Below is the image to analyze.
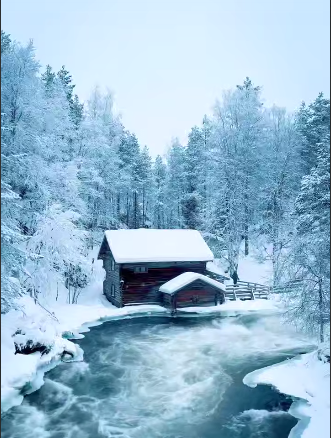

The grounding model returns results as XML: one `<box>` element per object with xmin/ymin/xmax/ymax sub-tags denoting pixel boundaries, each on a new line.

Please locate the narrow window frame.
<box><xmin>134</xmin><ymin>266</ymin><xmax>148</xmax><ymax>274</ymax></box>
<box><xmin>111</xmin><ymin>284</ymin><xmax>115</xmax><ymax>297</ymax></box>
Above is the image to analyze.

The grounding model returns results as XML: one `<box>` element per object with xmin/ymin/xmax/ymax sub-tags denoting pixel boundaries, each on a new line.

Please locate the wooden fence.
<box><xmin>225</xmin><ymin>280</ymin><xmax>270</xmax><ymax>301</ymax></box>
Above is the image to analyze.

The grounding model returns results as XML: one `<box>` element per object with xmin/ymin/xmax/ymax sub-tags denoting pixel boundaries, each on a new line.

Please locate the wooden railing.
<box><xmin>224</xmin><ymin>279</ymin><xmax>307</xmax><ymax>301</ymax></box>
<box><xmin>225</xmin><ymin>280</ymin><xmax>270</xmax><ymax>301</ymax></box>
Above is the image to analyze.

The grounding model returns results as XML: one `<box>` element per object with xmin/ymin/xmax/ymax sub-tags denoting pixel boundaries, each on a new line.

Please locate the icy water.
<box><xmin>2</xmin><ymin>314</ymin><xmax>314</xmax><ymax>438</ymax></box>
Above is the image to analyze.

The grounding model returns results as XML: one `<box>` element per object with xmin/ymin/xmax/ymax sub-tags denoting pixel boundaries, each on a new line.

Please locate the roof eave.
<box><xmin>114</xmin><ymin>258</ymin><xmax>213</xmax><ymax>264</ymax></box>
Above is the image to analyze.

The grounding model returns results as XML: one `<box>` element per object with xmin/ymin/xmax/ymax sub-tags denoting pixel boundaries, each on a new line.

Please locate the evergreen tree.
<box><xmin>165</xmin><ymin>138</ymin><xmax>186</xmax><ymax>227</ymax></box>
<box><xmin>296</xmin><ymin>93</ymin><xmax>330</xmax><ymax>175</ymax></box>
<box><xmin>57</xmin><ymin>65</ymin><xmax>84</xmax><ymax>126</ymax></box>
<box><xmin>137</xmin><ymin>145</ymin><xmax>153</xmax><ymax>228</ymax></box>
<box><xmin>259</xmin><ymin>106</ymin><xmax>301</xmax><ymax>285</ymax></box>
<box><xmin>288</xmin><ymin>134</ymin><xmax>330</xmax><ymax>342</ymax></box>
<box><xmin>41</xmin><ymin>64</ymin><xmax>56</xmax><ymax>94</ymax></box>
<box><xmin>1</xmin><ymin>30</ymin><xmax>11</xmax><ymax>53</ymax></box>
<box><xmin>153</xmin><ymin>155</ymin><xmax>167</xmax><ymax>228</ymax></box>
<box><xmin>181</xmin><ymin>126</ymin><xmax>206</xmax><ymax>229</ymax></box>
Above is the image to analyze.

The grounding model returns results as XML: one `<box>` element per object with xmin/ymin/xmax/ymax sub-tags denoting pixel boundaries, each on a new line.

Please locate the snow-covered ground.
<box><xmin>214</xmin><ymin>241</ymin><xmax>274</xmax><ymax>286</ymax></box>
<box><xmin>244</xmin><ymin>350</ymin><xmax>330</xmax><ymax>438</ymax></box>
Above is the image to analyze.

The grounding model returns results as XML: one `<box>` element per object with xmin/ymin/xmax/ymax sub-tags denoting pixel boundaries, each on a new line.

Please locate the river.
<box><xmin>1</xmin><ymin>313</ymin><xmax>314</xmax><ymax>438</ymax></box>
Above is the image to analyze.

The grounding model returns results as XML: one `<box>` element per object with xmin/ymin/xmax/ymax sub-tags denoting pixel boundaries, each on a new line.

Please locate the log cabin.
<box><xmin>97</xmin><ymin>229</ymin><xmax>229</xmax><ymax>308</ymax></box>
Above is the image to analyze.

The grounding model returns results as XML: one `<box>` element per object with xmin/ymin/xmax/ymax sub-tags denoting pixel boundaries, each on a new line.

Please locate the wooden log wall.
<box><xmin>161</xmin><ymin>280</ymin><xmax>225</xmax><ymax>311</ymax></box>
<box><xmin>121</xmin><ymin>263</ymin><xmax>206</xmax><ymax>306</ymax></box>
<box><xmin>103</xmin><ymin>254</ymin><xmax>122</xmax><ymax>307</ymax></box>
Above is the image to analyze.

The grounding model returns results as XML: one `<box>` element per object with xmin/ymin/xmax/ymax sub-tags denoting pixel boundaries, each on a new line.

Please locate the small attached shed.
<box><xmin>159</xmin><ymin>272</ymin><xmax>226</xmax><ymax>312</ymax></box>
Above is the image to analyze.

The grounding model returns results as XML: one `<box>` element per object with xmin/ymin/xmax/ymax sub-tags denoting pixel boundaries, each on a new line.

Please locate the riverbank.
<box><xmin>244</xmin><ymin>349</ymin><xmax>330</xmax><ymax>438</ymax></box>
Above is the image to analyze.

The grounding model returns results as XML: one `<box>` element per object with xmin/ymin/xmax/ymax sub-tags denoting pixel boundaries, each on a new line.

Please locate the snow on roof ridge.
<box><xmin>159</xmin><ymin>272</ymin><xmax>226</xmax><ymax>294</ymax></box>
<box><xmin>103</xmin><ymin>229</ymin><xmax>214</xmax><ymax>263</ymax></box>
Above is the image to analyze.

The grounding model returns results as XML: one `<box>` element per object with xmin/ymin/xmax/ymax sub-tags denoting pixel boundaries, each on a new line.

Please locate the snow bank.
<box><xmin>1</xmin><ymin>303</ymin><xmax>83</xmax><ymax>413</ymax></box>
<box><xmin>243</xmin><ymin>352</ymin><xmax>330</xmax><ymax>438</ymax></box>
<box><xmin>103</xmin><ymin>229</ymin><xmax>214</xmax><ymax>263</ymax></box>
<box><xmin>178</xmin><ymin>298</ymin><xmax>280</xmax><ymax>315</ymax></box>
<box><xmin>159</xmin><ymin>272</ymin><xmax>226</xmax><ymax>294</ymax></box>
<box><xmin>236</xmin><ymin>243</ymin><xmax>273</xmax><ymax>285</ymax></box>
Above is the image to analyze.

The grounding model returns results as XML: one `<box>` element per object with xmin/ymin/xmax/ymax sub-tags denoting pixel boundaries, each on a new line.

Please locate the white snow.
<box><xmin>1</xmin><ymin>303</ymin><xmax>84</xmax><ymax>413</ymax></box>
<box><xmin>243</xmin><ymin>351</ymin><xmax>330</xmax><ymax>438</ymax></box>
<box><xmin>102</xmin><ymin>229</ymin><xmax>214</xmax><ymax>263</ymax></box>
<box><xmin>178</xmin><ymin>298</ymin><xmax>280</xmax><ymax>315</ymax></box>
<box><xmin>159</xmin><ymin>272</ymin><xmax>227</xmax><ymax>294</ymax></box>
<box><xmin>206</xmin><ymin>261</ymin><xmax>230</xmax><ymax>279</ymax></box>
<box><xmin>237</xmin><ymin>253</ymin><xmax>273</xmax><ymax>285</ymax></box>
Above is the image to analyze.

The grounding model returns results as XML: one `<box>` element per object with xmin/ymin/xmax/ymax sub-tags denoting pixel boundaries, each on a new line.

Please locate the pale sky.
<box><xmin>2</xmin><ymin>0</ymin><xmax>330</xmax><ymax>156</ymax></box>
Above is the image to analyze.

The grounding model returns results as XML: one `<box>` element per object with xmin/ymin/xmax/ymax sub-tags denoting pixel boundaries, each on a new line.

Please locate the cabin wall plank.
<box><xmin>103</xmin><ymin>255</ymin><xmax>121</xmax><ymax>306</ymax></box>
<box><xmin>121</xmin><ymin>264</ymin><xmax>206</xmax><ymax>305</ymax></box>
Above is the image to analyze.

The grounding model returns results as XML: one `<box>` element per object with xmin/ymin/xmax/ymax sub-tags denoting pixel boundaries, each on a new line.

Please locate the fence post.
<box><xmin>251</xmin><ymin>289</ymin><xmax>255</xmax><ymax>300</ymax></box>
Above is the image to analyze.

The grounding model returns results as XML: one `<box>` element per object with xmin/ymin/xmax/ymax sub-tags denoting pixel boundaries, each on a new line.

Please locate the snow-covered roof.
<box><xmin>100</xmin><ymin>229</ymin><xmax>214</xmax><ymax>264</ymax></box>
<box><xmin>206</xmin><ymin>261</ymin><xmax>230</xmax><ymax>279</ymax></box>
<box><xmin>159</xmin><ymin>272</ymin><xmax>226</xmax><ymax>295</ymax></box>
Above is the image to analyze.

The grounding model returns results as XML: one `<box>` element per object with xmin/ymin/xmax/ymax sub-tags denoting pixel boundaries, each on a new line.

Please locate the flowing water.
<box><xmin>2</xmin><ymin>314</ymin><xmax>314</xmax><ymax>438</ymax></box>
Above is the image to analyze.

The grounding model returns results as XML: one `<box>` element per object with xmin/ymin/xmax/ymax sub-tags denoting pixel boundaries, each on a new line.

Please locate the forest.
<box><xmin>1</xmin><ymin>30</ymin><xmax>330</xmax><ymax>341</ymax></box>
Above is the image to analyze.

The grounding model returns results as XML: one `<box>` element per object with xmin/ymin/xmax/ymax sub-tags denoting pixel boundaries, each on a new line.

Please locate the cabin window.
<box><xmin>134</xmin><ymin>266</ymin><xmax>148</xmax><ymax>273</ymax></box>
<box><xmin>111</xmin><ymin>284</ymin><xmax>115</xmax><ymax>297</ymax></box>
<box><xmin>110</xmin><ymin>258</ymin><xmax>115</xmax><ymax>271</ymax></box>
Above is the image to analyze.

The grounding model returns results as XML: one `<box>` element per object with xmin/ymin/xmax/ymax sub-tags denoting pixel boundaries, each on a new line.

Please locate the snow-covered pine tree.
<box><xmin>79</xmin><ymin>87</ymin><xmax>122</xmax><ymax>234</ymax></box>
<box><xmin>296</xmin><ymin>93</ymin><xmax>330</xmax><ymax>175</ymax></box>
<box><xmin>165</xmin><ymin>138</ymin><xmax>186</xmax><ymax>228</ymax></box>
<box><xmin>117</xmin><ymin>131</ymin><xmax>142</xmax><ymax>228</ymax></box>
<box><xmin>153</xmin><ymin>155</ymin><xmax>167</xmax><ymax>229</ymax></box>
<box><xmin>181</xmin><ymin>126</ymin><xmax>206</xmax><ymax>230</ymax></box>
<box><xmin>136</xmin><ymin>145</ymin><xmax>154</xmax><ymax>228</ymax></box>
<box><xmin>259</xmin><ymin>106</ymin><xmax>301</xmax><ymax>285</ymax></box>
<box><xmin>287</xmin><ymin>133</ymin><xmax>330</xmax><ymax>342</ymax></box>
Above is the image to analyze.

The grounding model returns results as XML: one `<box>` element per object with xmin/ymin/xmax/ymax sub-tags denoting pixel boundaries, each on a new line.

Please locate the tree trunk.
<box><xmin>133</xmin><ymin>190</ymin><xmax>138</xmax><ymax>229</ymax></box>
<box><xmin>142</xmin><ymin>187</ymin><xmax>145</xmax><ymax>226</ymax></box>
<box><xmin>117</xmin><ymin>193</ymin><xmax>121</xmax><ymax>220</ymax></box>
<box><xmin>244</xmin><ymin>183</ymin><xmax>249</xmax><ymax>256</ymax></box>
<box><xmin>244</xmin><ymin>224</ymin><xmax>249</xmax><ymax>256</ymax></box>
<box><xmin>318</xmin><ymin>278</ymin><xmax>325</xmax><ymax>343</ymax></box>
<box><xmin>126</xmin><ymin>192</ymin><xmax>130</xmax><ymax>226</ymax></box>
